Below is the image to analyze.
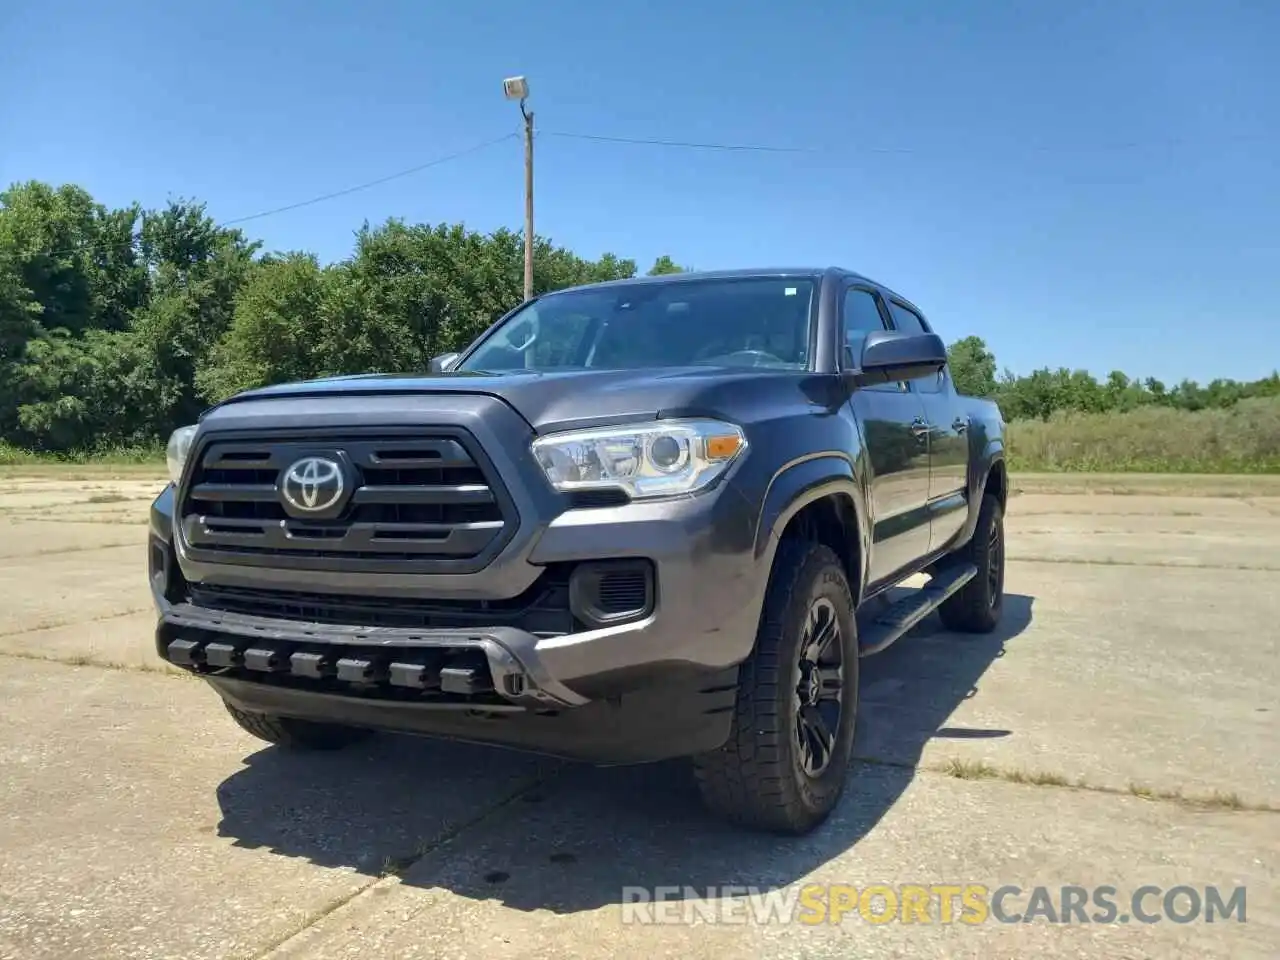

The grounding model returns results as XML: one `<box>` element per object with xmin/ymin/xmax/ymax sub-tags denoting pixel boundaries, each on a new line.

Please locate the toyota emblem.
<box><xmin>281</xmin><ymin>457</ymin><xmax>345</xmax><ymax>512</ymax></box>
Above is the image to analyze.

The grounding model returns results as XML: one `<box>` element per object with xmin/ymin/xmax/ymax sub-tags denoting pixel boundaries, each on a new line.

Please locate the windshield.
<box><xmin>455</xmin><ymin>276</ymin><xmax>816</xmax><ymax>373</ymax></box>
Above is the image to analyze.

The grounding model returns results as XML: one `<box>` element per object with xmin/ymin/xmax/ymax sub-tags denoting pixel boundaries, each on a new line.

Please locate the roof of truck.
<box><xmin>549</xmin><ymin>267</ymin><xmax>923</xmax><ymax>318</ymax></box>
<box><xmin>555</xmin><ymin>267</ymin><xmax>831</xmax><ymax>293</ymax></box>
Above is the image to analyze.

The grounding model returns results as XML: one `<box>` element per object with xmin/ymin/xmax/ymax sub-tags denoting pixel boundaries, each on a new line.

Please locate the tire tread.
<box><xmin>693</xmin><ymin>538</ymin><xmax>856</xmax><ymax>834</ymax></box>
<box><xmin>937</xmin><ymin>493</ymin><xmax>1004</xmax><ymax>634</ymax></box>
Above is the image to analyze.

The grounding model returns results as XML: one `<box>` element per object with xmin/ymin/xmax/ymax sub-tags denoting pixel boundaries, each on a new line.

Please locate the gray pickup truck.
<box><xmin>149</xmin><ymin>267</ymin><xmax>1007</xmax><ymax>835</ymax></box>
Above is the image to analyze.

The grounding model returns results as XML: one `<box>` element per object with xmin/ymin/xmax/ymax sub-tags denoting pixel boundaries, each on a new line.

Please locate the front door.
<box><xmin>841</xmin><ymin>286</ymin><xmax>932</xmax><ymax>586</ymax></box>
<box><xmin>884</xmin><ymin>299</ymin><xmax>970</xmax><ymax>551</ymax></box>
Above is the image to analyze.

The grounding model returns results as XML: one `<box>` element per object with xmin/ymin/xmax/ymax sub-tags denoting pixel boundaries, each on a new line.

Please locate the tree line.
<box><xmin>946</xmin><ymin>337</ymin><xmax>1279</xmax><ymax>422</ymax></box>
<box><xmin>2</xmin><ymin>180</ymin><xmax>1276</xmax><ymax>455</ymax></box>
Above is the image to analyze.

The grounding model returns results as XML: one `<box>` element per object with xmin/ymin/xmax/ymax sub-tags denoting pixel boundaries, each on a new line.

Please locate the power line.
<box><xmin>544</xmin><ymin>130</ymin><xmax>822</xmax><ymax>153</ymax></box>
<box><xmin>547</xmin><ymin>128</ymin><xmax>1272</xmax><ymax>156</ymax></box>
<box><xmin>30</xmin><ymin>132</ymin><xmax>518</xmax><ymax>260</ymax></box>
<box><xmin>18</xmin><ymin>124</ymin><xmax>1273</xmax><ymax>263</ymax></box>
<box><xmin>221</xmin><ymin>132</ymin><xmax>517</xmax><ymax>226</ymax></box>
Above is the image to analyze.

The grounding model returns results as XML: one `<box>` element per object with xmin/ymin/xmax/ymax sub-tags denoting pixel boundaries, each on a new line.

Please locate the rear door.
<box><xmin>883</xmin><ymin>298</ymin><xmax>970</xmax><ymax>552</ymax></box>
<box><xmin>841</xmin><ymin>285</ymin><xmax>932</xmax><ymax>585</ymax></box>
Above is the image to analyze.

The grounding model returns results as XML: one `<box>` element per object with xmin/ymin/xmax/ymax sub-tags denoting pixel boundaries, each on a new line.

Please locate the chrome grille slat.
<box><xmin>351</xmin><ymin>484</ymin><xmax>495</xmax><ymax>506</ymax></box>
<box><xmin>191</xmin><ymin>483</ymin><xmax>279</xmax><ymax>502</ymax></box>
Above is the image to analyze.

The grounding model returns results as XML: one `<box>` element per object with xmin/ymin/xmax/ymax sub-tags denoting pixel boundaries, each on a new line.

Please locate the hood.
<box><xmin>210</xmin><ymin>367</ymin><xmax>801</xmax><ymax>434</ymax></box>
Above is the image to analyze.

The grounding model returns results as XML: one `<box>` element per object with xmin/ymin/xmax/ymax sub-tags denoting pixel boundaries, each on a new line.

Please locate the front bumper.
<box><xmin>149</xmin><ymin>439</ymin><xmax>766</xmax><ymax>762</ymax></box>
<box><xmin>156</xmin><ymin>598</ymin><xmax>741</xmax><ymax>763</ymax></box>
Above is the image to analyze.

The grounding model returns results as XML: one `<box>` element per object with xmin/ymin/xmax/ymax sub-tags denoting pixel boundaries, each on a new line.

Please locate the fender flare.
<box><xmin>957</xmin><ymin>446</ymin><xmax>1007</xmax><ymax>544</ymax></box>
<box><xmin>751</xmin><ymin>452</ymin><xmax>871</xmax><ymax>603</ymax></box>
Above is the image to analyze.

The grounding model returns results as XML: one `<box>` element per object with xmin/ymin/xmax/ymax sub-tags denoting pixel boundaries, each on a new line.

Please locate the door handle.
<box><xmin>910</xmin><ymin>418</ymin><xmax>930</xmax><ymax>440</ymax></box>
<box><xmin>952</xmin><ymin>416</ymin><xmax>969</xmax><ymax>433</ymax></box>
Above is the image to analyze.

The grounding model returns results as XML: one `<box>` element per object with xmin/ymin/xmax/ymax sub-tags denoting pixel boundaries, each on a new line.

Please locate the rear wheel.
<box><xmin>222</xmin><ymin>700</ymin><xmax>374</xmax><ymax>751</ymax></box>
<box><xmin>936</xmin><ymin>492</ymin><xmax>1005</xmax><ymax>633</ymax></box>
<box><xmin>693</xmin><ymin>539</ymin><xmax>859</xmax><ymax>834</ymax></box>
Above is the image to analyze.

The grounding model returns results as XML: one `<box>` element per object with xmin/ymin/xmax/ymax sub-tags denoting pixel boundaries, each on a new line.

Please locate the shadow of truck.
<box><xmin>215</xmin><ymin>594</ymin><xmax>1034</xmax><ymax>914</ymax></box>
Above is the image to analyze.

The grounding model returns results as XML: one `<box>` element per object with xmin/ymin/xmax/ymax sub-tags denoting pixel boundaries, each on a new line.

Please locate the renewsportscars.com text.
<box><xmin>620</xmin><ymin>884</ymin><xmax>1247</xmax><ymax>926</ymax></box>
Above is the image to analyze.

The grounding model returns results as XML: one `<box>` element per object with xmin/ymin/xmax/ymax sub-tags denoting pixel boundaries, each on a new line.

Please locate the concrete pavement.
<box><xmin>0</xmin><ymin>474</ymin><xmax>1275</xmax><ymax>958</ymax></box>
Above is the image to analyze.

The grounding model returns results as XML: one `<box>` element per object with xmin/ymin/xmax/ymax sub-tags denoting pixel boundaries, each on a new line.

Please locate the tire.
<box><xmin>936</xmin><ymin>492</ymin><xmax>1005</xmax><ymax>634</ymax></box>
<box><xmin>222</xmin><ymin>700</ymin><xmax>374</xmax><ymax>751</ymax></box>
<box><xmin>692</xmin><ymin>539</ymin><xmax>859</xmax><ymax>835</ymax></box>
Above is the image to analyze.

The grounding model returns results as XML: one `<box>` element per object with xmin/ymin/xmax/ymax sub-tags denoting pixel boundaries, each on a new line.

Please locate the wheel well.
<box><xmin>985</xmin><ymin>460</ymin><xmax>1008</xmax><ymax>509</ymax></box>
<box><xmin>779</xmin><ymin>494</ymin><xmax>861</xmax><ymax>596</ymax></box>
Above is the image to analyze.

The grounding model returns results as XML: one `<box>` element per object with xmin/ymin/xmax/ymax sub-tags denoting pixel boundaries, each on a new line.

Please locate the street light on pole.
<box><xmin>503</xmin><ymin>75</ymin><xmax>534</xmax><ymax>302</ymax></box>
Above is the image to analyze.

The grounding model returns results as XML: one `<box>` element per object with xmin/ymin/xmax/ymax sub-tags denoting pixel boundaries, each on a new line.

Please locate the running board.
<box><xmin>858</xmin><ymin>562</ymin><xmax>978</xmax><ymax>656</ymax></box>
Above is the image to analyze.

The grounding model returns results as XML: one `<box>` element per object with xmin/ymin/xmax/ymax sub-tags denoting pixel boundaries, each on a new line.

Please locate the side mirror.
<box><xmin>429</xmin><ymin>352</ymin><xmax>460</xmax><ymax>374</ymax></box>
<box><xmin>847</xmin><ymin>330</ymin><xmax>947</xmax><ymax>386</ymax></box>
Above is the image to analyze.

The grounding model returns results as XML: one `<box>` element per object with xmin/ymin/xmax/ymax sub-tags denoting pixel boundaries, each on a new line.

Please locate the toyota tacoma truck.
<box><xmin>149</xmin><ymin>267</ymin><xmax>1007</xmax><ymax>835</ymax></box>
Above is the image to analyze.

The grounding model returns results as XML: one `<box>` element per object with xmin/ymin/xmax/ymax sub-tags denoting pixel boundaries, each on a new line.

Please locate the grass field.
<box><xmin>1005</xmin><ymin>397</ymin><xmax>1280</xmax><ymax>473</ymax></box>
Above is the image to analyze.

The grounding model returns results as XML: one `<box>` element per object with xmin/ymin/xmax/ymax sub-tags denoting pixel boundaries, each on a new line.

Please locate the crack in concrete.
<box><xmin>248</xmin><ymin>770</ymin><xmax>562</xmax><ymax>960</ymax></box>
<box><xmin>853</xmin><ymin>755</ymin><xmax>1277</xmax><ymax>813</ymax></box>
<box><xmin>0</xmin><ymin>516</ymin><xmax>148</xmax><ymax>525</ymax></box>
<box><xmin>1</xmin><ymin>541</ymin><xmax>143</xmax><ymax>558</ymax></box>
<box><xmin>0</xmin><ymin>606</ymin><xmax>150</xmax><ymax>640</ymax></box>
<box><xmin>1009</xmin><ymin>555</ymin><xmax>1280</xmax><ymax>571</ymax></box>
<box><xmin>0</xmin><ymin>649</ymin><xmax>188</xmax><ymax>678</ymax></box>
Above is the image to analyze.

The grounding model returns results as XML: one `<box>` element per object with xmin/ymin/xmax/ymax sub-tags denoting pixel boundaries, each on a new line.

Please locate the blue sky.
<box><xmin>2</xmin><ymin>0</ymin><xmax>1275</xmax><ymax>384</ymax></box>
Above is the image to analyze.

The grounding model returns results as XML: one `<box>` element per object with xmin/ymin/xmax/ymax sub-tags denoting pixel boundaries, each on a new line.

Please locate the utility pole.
<box><xmin>504</xmin><ymin>76</ymin><xmax>534</xmax><ymax>302</ymax></box>
<box><xmin>522</xmin><ymin>97</ymin><xmax>534</xmax><ymax>303</ymax></box>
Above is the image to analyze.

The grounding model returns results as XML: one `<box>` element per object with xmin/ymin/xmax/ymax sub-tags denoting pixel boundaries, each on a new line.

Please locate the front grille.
<box><xmin>187</xmin><ymin>565</ymin><xmax>575</xmax><ymax>637</ymax></box>
<box><xmin>183</xmin><ymin>559</ymin><xmax>652</xmax><ymax>638</ymax></box>
<box><xmin>179</xmin><ymin>431</ymin><xmax>515</xmax><ymax>572</ymax></box>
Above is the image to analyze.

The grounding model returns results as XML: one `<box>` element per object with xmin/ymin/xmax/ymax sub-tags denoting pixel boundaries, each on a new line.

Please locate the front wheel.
<box><xmin>692</xmin><ymin>539</ymin><xmax>859</xmax><ymax>835</ymax></box>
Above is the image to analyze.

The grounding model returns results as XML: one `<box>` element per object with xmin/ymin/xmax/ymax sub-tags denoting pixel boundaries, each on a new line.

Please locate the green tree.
<box><xmin>0</xmin><ymin>181</ymin><xmax>146</xmax><ymax>336</ymax></box>
<box><xmin>947</xmin><ymin>336</ymin><xmax>997</xmax><ymax>397</ymax></box>
<box><xmin>0</xmin><ymin>254</ymin><xmax>42</xmax><ymax>437</ymax></box>
<box><xmin>0</xmin><ymin>187</ymin><xmax>260</xmax><ymax>450</ymax></box>
<box><xmin>5</xmin><ymin>177</ymin><xmax>1279</xmax><ymax>454</ymax></box>
<box><xmin>647</xmin><ymin>255</ymin><xmax>687</xmax><ymax>275</ymax></box>
<box><xmin>198</xmin><ymin>221</ymin><xmax>637</xmax><ymax>399</ymax></box>
<box><xmin>9</xmin><ymin>329</ymin><xmax>160</xmax><ymax>451</ymax></box>
<box><xmin>197</xmin><ymin>253</ymin><xmax>327</xmax><ymax>401</ymax></box>
<box><xmin>131</xmin><ymin>200</ymin><xmax>260</xmax><ymax>425</ymax></box>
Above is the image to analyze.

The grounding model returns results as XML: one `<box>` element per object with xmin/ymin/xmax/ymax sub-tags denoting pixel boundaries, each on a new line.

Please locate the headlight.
<box><xmin>165</xmin><ymin>425</ymin><xmax>198</xmax><ymax>486</ymax></box>
<box><xmin>531</xmin><ymin>418</ymin><xmax>747</xmax><ymax>500</ymax></box>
